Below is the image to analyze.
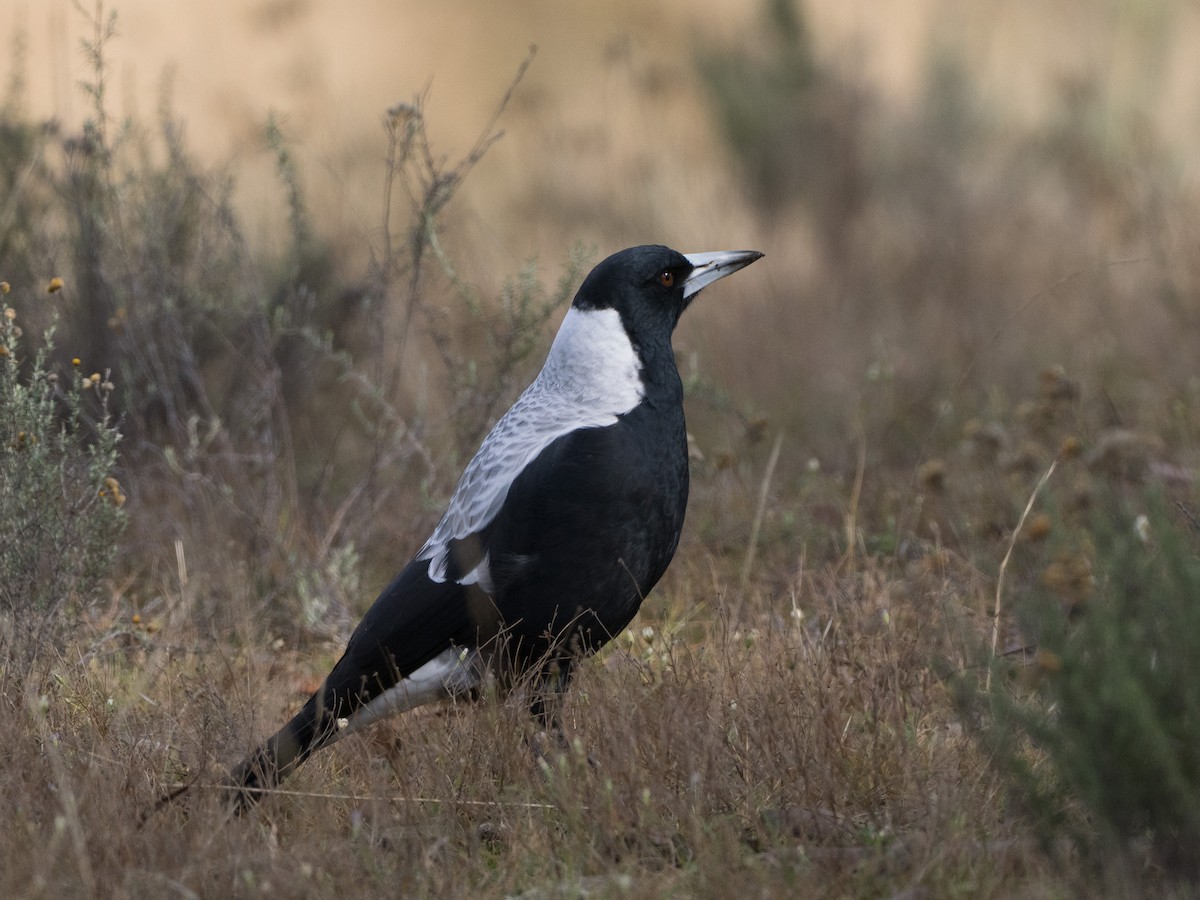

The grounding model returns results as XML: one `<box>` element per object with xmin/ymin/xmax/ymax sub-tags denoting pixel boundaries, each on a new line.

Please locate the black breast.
<box><xmin>483</xmin><ymin>391</ymin><xmax>689</xmax><ymax>662</ymax></box>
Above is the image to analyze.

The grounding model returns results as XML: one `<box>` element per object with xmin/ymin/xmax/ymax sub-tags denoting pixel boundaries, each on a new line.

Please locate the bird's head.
<box><xmin>572</xmin><ymin>244</ymin><xmax>763</xmax><ymax>350</ymax></box>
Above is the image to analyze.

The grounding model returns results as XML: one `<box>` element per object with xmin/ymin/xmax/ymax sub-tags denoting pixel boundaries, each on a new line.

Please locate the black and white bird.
<box><xmin>221</xmin><ymin>244</ymin><xmax>762</xmax><ymax>809</ymax></box>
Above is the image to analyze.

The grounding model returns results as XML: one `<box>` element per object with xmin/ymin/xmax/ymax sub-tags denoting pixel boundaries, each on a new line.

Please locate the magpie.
<box><xmin>218</xmin><ymin>244</ymin><xmax>762</xmax><ymax>810</ymax></box>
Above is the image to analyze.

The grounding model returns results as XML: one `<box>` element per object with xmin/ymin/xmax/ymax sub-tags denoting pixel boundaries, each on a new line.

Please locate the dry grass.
<box><xmin>5</xmin><ymin>553</ymin><xmax>1042</xmax><ymax>899</ymax></box>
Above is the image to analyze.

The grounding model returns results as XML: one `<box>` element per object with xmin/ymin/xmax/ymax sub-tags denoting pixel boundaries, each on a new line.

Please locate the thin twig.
<box><xmin>1176</xmin><ymin>500</ymin><xmax>1200</xmax><ymax>536</ymax></box>
<box><xmin>155</xmin><ymin>783</ymin><xmax>571</xmax><ymax>811</ymax></box>
<box><xmin>394</xmin><ymin>45</ymin><xmax>538</xmax><ymax>386</ymax></box>
<box><xmin>739</xmin><ymin>433</ymin><xmax>785</xmax><ymax>595</ymax></box>
<box><xmin>842</xmin><ymin>428</ymin><xmax>867</xmax><ymax>574</ymax></box>
<box><xmin>987</xmin><ymin>458</ymin><xmax>1058</xmax><ymax>692</ymax></box>
<box><xmin>463</xmin><ymin>44</ymin><xmax>537</xmax><ymax>168</ymax></box>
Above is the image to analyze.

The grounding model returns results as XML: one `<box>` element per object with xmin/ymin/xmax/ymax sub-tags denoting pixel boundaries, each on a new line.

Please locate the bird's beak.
<box><xmin>682</xmin><ymin>250</ymin><xmax>764</xmax><ymax>299</ymax></box>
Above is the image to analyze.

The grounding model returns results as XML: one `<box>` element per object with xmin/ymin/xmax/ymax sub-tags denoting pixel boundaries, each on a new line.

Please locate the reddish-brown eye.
<box><xmin>659</xmin><ymin>271</ymin><xmax>674</xmax><ymax>287</ymax></box>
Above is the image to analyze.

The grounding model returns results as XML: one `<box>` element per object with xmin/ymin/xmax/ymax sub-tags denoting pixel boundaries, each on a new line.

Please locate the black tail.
<box><xmin>142</xmin><ymin>703</ymin><xmax>324</xmax><ymax>821</ymax></box>
<box><xmin>223</xmin><ymin>562</ymin><xmax>480</xmax><ymax>812</ymax></box>
<box><xmin>147</xmin><ymin>560</ymin><xmax>475</xmax><ymax>818</ymax></box>
<box><xmin>223</xmin><ymin>694</ymin><xmax>331</xmax><ymax>813</ymax></box>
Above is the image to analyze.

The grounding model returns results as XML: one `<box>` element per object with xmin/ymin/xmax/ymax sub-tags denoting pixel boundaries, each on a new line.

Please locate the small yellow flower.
<box><xmin>47</xmin><ymin>277</ymin><xmax>64</xmax><ymax>294</ymax></box>
<box><xmin>131</xmin><ymin>613</ymin><xmax>142</xmax><ymax>625</ymax></box>
<box><xmin>0</xmin><ymin>345</ymin><xmax>8</xmax><ymax>357</ymax></box>
<box><xmin>89</xmin><ymin>372</ymin><xmax>101</xmax><ymax>383</ymax></box>
<box><xmin>103</xmin><ymin>476</ymin><xmax>126</xmax><ymax>507</ymax></box>
<box><xmin>0</xmin><ymin>282</ymin><xmax>9</xmax><ymax>295</ymax></box>
<box><xmin>71</xmin><ymin>357</ymin><xmax>81</xmax><ymax>367</ymax></box>
<box><xmin>3</xmin><ymin>307</ymin><xmax>14</xmax><ymax>320</ymax></box>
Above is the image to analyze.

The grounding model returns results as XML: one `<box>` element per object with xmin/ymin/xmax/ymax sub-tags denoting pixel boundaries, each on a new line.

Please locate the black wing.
<box><xmin>482</xmin><ymin>404</ymin><xmax>689</xmax><ymax>663</ymax></box>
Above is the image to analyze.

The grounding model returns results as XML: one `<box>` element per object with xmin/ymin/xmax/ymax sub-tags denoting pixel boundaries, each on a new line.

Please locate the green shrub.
<box><xmin>696</xmin><ymin>0</ymin><xmax>868</xmax><ymax>260</ymax></box>
<box><xmin>0</xmin><ymin>293</ymin><xmax>125</xmax><ymax>666</ymax></box>
<box><xmin>969</xmin><ymin>493</ymin><xmax>1200</xmax><ymax>882</ymax></box>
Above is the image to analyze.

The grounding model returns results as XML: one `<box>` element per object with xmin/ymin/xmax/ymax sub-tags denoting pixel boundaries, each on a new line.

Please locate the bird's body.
<box><xmin>221</xmin><ymin>244</ymin><xmax>762</xmax><ymax>809</ymax></box>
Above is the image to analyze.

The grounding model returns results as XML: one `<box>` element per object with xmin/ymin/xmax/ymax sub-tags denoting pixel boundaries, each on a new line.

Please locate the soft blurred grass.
<box><xmin>2</xmin><ymin>0</ymin><xmax>1200</xmax><ymax>896</ymax></box>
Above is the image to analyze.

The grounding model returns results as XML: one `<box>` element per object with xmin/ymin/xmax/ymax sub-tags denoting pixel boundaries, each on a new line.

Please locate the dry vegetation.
<box><xmin>4</xmin><ymin>0</ymin><xmax>1200</xmax><ymax>896</ymax></box>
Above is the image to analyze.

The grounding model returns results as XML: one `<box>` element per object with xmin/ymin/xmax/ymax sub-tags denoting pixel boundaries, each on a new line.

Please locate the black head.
<box><xmin>572</xmin><ymin>244</ymin><xmax>763</xmax><ymax>353</ymax></box>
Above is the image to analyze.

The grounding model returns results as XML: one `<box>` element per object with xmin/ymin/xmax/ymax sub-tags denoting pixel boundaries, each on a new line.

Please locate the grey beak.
<box><xmin>682</xmin><ymin>250</ymin><xmax>764</xmax><ymax>299</ymax></box>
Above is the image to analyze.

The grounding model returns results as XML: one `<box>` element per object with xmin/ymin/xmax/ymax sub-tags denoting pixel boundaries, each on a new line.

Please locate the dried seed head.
<box><xmin>1023</xmin><ymin>513</ymin><xmax>1052</xmax><ymax>542</ymax></box>
<box><xmin>917</xmin><ymin>459</ymin><xmax>947</xmax><ymax>492</ymax></box>
<box><xmin>1058</xmin><ymin>435</ymin><xmax>1083</xmax><ymax>459</ymax></box>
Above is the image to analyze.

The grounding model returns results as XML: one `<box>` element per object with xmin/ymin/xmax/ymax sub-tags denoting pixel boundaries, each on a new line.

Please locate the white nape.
<box><xmin>418</xmin><ymin>306</ymin><xmax>643</xmax><ymax>583</ymax></box>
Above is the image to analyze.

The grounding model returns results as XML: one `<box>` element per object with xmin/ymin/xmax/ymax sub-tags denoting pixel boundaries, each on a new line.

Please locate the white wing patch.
<box><xmin>418</xmin><ymin>307</ymin><xmax>643</xmax><ymax>584</ymax></box>
<box><xmin>334</xmin><ymin>647</ymin><xmax>484</xmax><ymax>738</ymax></box>
<box><xmin>458</xmin><ymin>552</ymin><xmax>494</xmax><ymax>594</ymax></box>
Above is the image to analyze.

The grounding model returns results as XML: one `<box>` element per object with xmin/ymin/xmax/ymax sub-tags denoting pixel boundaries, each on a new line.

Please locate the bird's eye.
<box><xmin>659</xmin><ymin>271</ymin><xmax>675</xmax><ymax>288</ymax></box>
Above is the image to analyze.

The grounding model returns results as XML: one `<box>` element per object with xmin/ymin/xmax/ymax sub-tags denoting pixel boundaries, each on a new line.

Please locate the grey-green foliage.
<box><xmin>974</xmin><ymin>494</ymin><xmax>1200</xmax><ymax>881</ymax></box>
<box><xmin>1</xmin><ymin>11</ymin><xmax>574</xmax><ymax>637</ymax></box>
<box><xmin>695</xmin><ymin>0</ymin><xmax>874</xmax><ymax>267</ymax></box>
<box><xmin>450</xmin><ymin>243</ymin><xmax>592</xmax><ymax>449</ymax></box>
<box><xmin>696</xmin><ymin>0</ymin><xmax>823</xmax><ymax>219</ymax></box>
<box><xmin>0</xmin><ymin>303</ymin><xmax>125</xmax><ymax>664</ymax></box>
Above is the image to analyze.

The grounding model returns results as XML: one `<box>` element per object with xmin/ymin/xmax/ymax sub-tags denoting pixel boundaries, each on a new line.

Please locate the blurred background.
<box><xmin>3</xmin><ymin>0</ymin><xmax>1199</xmax><ymax>628</ymax></box>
